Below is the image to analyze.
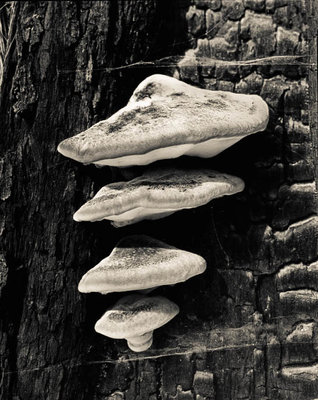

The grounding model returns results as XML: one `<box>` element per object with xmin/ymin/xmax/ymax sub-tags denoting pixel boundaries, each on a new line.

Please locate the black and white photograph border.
<box><xmin>0</xmin><ymin>1</ymin><xmax>317</xmax><ymax>399</ymax></box>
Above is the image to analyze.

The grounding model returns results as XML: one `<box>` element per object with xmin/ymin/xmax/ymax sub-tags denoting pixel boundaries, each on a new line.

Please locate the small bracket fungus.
<box><xmin>78</xmin><ymin>235</ymin><xmax>206</xmax><ymax>294</ymax></box>
<box><xmin>94</xmin><ymin>294</ymin><xmax>179</xmax><ymax>352</ymax></box>
<box><xmin>73</xmin><ymin>168</ymin><xmax>245</xmax><ymax>227</ymax></box>
<box><xmin>57</xmin><ymin>74</ymin><xmax>269</xmax><ymax>167</ymax></box>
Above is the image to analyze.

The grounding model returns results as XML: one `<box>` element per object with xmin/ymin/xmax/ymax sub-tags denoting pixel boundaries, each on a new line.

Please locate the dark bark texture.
<box><xmin>0</xmin><ymin>1</ymin><xmax>317</xmax><ymax>399</ymax></box>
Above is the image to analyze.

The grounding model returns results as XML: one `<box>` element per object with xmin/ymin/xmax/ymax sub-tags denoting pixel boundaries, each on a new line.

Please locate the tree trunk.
<box><xmin>0</xmin><ymin>1</ymin><xmax>317</xmax><ymax>399</ymax></box>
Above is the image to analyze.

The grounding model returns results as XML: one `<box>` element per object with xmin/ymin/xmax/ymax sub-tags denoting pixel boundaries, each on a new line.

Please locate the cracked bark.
<box><xmin>0</xmin><ymin>1</ymin><xmax>317</xmax><ymax>399</ymax></box>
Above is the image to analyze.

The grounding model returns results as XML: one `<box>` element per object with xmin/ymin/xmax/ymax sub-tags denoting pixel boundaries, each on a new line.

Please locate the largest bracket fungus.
<box><xmin>78</xmin><ymin>235</ymin><xmax>206</xmax><ymax>294</ymax></box>
<box><xmin>95</xmin><ymin>294</ymin><xmax>179</xmax><ymax>352</ymax></box>
<box><xmin>57</xmin><ymin>74</ymin><xmax>269</xmax><ymax>167</ymax></box>
<box><xmin>73</xmin><ymin>168</ymin><xmax>245</xmax><ymax>227</ymax></box>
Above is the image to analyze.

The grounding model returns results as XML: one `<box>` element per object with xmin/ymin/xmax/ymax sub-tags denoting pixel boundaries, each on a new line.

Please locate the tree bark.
<box><xmin>0</xmin><ymin>1</ymin><xmax>317</xmax><ymax>399</ymax></box>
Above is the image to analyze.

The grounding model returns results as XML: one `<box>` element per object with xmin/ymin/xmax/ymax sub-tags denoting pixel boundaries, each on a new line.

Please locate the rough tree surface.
<box><xmin>0</xmin><ymin>1</ymin><xmax>317</xmax><ymax>399</ymax></box>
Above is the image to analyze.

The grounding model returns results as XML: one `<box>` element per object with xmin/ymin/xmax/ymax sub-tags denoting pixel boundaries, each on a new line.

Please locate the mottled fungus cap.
<box><xmin>73</xmin><ymin>168</ymin><xmax>245</xmax><ymax>226</ymax></box>
<box><xmin>78</xmin><ymin>235</ymin><xmax>206</xmax><ymax>294</ymax></box>
<box><xmin>94</xmin><ymin>294</ymin><xmax>179</xmax><ymax>340</ymax></box>
<box><xmin>57</xmin><ymin>74</ymin><xmax>269</xmax><ymax>167</ymax></box>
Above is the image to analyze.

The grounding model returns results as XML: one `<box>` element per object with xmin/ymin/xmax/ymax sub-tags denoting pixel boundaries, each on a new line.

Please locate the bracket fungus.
<box><xmin>95</xmin><ymin>294</ymin><xmax>179</xmax><ymax>352</ymax></box>
<box><xmin>57</xmin><ymin>74</ymin><xmax>269</xmax><ymax>167</ymax></box>
<box><xmin>78</xmin><ymin>235</ymin><xmax>206</xmax><ymax>294</ymax></box>
<box><xmin>73</xmin><ymin>168</ymin><xmax>245</xmax><ymax>227</ymax></box>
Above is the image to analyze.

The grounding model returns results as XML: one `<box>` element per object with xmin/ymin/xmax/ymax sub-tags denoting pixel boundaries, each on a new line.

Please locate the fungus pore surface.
<box><xmin>78</xmin><ymin>235</ymin><xmax>206</xmax><ymax>294</ymax></box>
<box><xmin>94</xmin><ymin>294</ymin><xmax>179</xmax><ymax>352</ymax></box>
<box><xmin>57</xmin><ymin>74</ymin><xmax>269</xmax><ymax>167</ymax></box>
<box><xmin>73</xmin><ymin>168</ymin><xmax>245</xmax><ymax>226</ymax></box>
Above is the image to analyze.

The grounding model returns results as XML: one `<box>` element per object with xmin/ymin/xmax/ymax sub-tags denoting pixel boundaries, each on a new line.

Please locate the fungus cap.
<box><xmin>73</xmin><ymin>168</ymin><xmax>245</xmax><ymax>226</ymax></box>
<box><xmin>95</xmin><ymin>294</ymin><xmax>179</xmax><ymax>352</ymax></box>
<box><xmin>78</xmin><ymin>235</ymin><xmax>206</xmax><ymax>294</ymax></box>
<box><xmin>57</xmin><ymin>74</ymin><xmax>269</xmax><ymax>167</ymax></box>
